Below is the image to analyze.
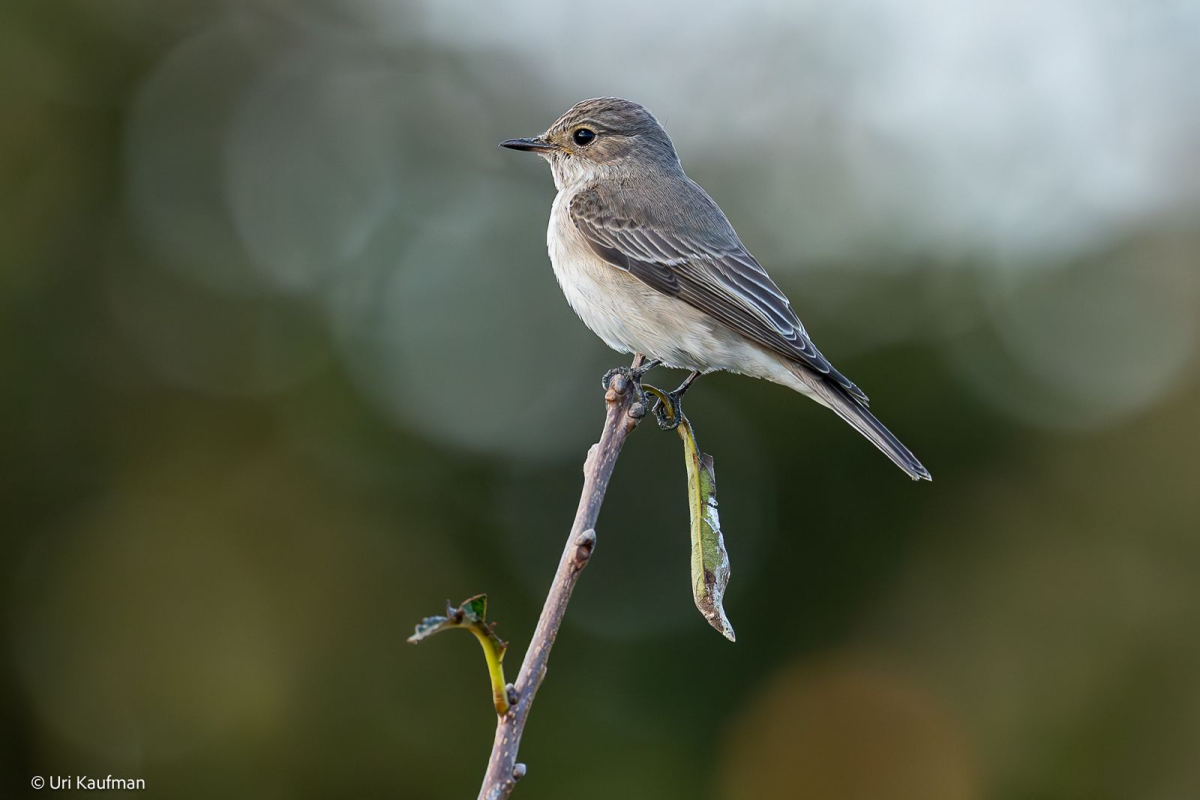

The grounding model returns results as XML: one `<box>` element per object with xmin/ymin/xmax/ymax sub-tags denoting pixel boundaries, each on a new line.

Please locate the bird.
<box><xmin>501</xmin><ymin>97</ymin><xmax>930</xmax><ymax>481</ymax></box>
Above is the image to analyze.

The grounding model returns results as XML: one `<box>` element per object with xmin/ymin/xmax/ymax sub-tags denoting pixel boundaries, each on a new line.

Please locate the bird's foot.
<box><xmin>648</xmin><ymin>370</ymin><xmax>699</xmax><ymax>431</ymax></box>
<box><xmin>652</xmin><ymin>390</ymin><xmax>685</xmax><ymax>430</ymax></box>
<box><xmin>600</xmin><ymin>366</ymin><xmax>631</xmax><ymax>391</ymax></box>
<box><xmin>601</xmin><ymin>358</ymin><xmax>660</xmax><ymax>394</ymax></box>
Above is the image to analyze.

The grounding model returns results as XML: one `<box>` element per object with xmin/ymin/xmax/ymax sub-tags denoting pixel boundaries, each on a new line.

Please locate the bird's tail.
<box><xmin>785</xmin><ymin>364</ymin><xmax>932</xmax><ymax>481</ymax></box>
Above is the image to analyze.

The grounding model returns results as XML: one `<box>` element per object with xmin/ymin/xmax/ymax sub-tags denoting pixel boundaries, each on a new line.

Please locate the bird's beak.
<box><xmin>499</xmin><ymin>136</ymin><xmax>559</xmax><ymax>153</ymax></box>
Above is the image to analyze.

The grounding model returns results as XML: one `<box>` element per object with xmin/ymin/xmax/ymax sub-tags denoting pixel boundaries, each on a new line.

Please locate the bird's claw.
<box><xmin>601</xmin><ymin>358</ymin><xmax>660</xmax><ymax>398</ymax></box>
<box><xmin>652</xmin><ymin>391</ymin><xmax>685</xmax><ymax>430</ymax></box>
<box><xmin>602</xmin><ymin>368</ymin><xmax>654</xmax><ymax>412</ymax></box>
<box><xmin>601</xmin><ymin>366</ymin><xmax>634</xmax><ymax>391</ymax></box>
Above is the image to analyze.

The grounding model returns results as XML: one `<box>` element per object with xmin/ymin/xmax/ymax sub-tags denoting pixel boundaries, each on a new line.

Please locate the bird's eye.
<box><xmin>572</xmin><ymin>128</ymin><xmax>596</xmax><ymax>146</ymax></box>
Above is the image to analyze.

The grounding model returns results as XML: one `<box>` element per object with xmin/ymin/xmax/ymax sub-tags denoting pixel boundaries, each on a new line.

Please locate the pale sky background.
<box><xmin>115</xmin><ymin>0</ymin><xmax>1200</xmax><ymax>450</ymax></box>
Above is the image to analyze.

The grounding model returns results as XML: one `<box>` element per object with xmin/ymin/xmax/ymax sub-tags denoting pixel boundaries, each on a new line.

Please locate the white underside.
<box><xmin>547</xmin><ymin>188</ymin><xmax>821</xmax><ymax>402</ymax></box>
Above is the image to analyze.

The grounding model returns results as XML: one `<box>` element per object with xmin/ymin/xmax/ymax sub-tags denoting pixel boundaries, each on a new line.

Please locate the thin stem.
<box><xmin>476</xmin><ymin>356</ymin><xmax>646</xmax><ymax>800</ymax></box>
<box><xmin>641</xmin><ymin>384</ymin><xmax>675</xmax><ymax>425</ymax></box>
<box><xmin>467</xmin><ymin>626</ymin><xmax>509</xmax><ymax>715</ymax></box>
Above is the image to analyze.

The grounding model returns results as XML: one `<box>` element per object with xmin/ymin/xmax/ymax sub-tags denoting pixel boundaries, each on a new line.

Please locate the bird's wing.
<box><xmin>569</xmin><ymin>184</ymin><xmax>868</xmax><ymax>403</ymax></box>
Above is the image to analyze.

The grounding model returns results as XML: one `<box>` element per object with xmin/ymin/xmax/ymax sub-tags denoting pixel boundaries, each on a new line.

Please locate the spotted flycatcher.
<box><xmin>501</xmin><ymin>97</ymin><xmax>930</xmax><ymax>480</ymax></box>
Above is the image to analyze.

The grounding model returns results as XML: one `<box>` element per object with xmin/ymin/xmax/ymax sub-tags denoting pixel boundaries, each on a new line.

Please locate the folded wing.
<box><xmin>569</xmin><ymin>183</ymin><xmax>868</xmax><ymax>404</ymax></box>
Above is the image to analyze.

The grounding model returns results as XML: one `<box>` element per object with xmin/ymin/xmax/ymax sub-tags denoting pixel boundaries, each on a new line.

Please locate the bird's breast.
<box><xmin>544</xmin><ymin>188</ymin><xmax>754</xmax><ymax>374</ymax></box>
<box><xmin>546</xmin><ymin>191</ymin><xmax>643</xmax><ymax>353</ymax></box>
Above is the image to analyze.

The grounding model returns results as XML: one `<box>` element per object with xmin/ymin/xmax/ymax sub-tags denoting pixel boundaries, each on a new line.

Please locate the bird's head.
<box><xmin>501</xmin><ymin>97</ymin><xmax>681</xmax><ymax>188</ymax></box>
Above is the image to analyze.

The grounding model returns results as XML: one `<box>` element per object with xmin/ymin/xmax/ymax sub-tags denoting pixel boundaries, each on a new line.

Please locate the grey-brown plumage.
<box><xmin>502</xmin><ymin>98</ymin><xmax>930</xmax><ymax>481</ymax></box>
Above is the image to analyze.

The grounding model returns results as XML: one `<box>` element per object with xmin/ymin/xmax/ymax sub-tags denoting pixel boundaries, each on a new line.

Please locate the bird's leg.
<box><xmin>652</xmin><ymin>370</ymin><xmax>700</xmax><ymax>430</ymax></box>
<box><xmin>601</xmin><ymin>355</ymin><xmax>661</xmax><ymax>393</ymax></box>
<box><xmin>638</xmin><ymin>358</ymin><xmax>662</xmax><ymax>375</ymax></box>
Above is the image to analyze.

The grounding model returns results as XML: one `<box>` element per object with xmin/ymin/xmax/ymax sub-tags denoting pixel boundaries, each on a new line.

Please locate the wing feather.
<box><xmin>570</xmin><ymin>185</ymin><xmax>868</xmax><ymax>403</ymax></box>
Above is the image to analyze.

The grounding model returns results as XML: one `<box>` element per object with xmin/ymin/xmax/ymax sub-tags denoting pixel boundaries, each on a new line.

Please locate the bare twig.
<box><xmin>477</xmin><ymin>357</ymin><xmax>646</xmax><ymax>800</ymax></box>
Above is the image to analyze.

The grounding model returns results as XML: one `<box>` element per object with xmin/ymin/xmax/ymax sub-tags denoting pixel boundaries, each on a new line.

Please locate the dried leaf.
<box><xmin>677</xmin><ymin>417</ymin><xmax>735</xmax><ymax>641</ymax></box>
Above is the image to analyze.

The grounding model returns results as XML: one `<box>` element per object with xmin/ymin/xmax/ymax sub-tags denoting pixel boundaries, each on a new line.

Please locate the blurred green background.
<box><xmin>3</xmin><ymin>1</ymin><xmax>1200</xmax><ymax>798</ymax></box>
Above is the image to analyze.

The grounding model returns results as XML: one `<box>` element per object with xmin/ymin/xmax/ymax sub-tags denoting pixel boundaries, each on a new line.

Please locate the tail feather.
<box><xmin>788</xmin><ymin>365</ymin><xmax>931</xmax><ymax>481</ymax></box>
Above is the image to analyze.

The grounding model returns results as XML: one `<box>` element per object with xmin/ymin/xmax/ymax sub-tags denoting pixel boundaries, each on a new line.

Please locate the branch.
<box><xmin>477</xmin><ymin>358</ymin><xmax>646</xmax><ymax>800</ymax></box>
